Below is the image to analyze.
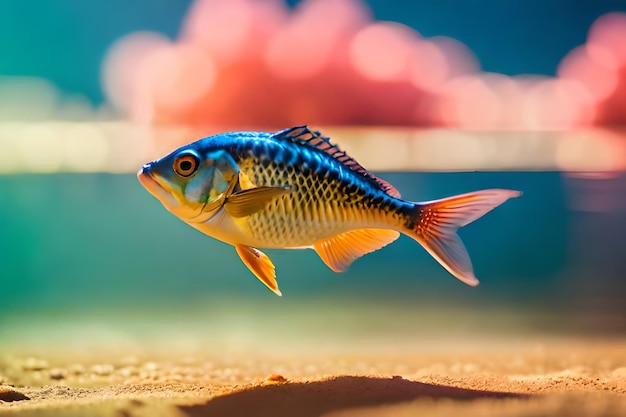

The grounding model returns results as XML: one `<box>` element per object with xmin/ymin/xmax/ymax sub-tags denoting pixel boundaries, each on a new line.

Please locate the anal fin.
<box><xmin>314</xmin><ymin>229</ymin><xmax>400</xmax><ymax>273</ymax></box>
<box><xmin>235</xmin><ymin>245</ymin><xmax>282</xmax><ymax>296</ymax></box>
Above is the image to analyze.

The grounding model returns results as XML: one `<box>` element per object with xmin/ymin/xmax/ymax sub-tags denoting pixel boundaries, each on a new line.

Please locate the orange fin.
<box><xmin>272</xmin><ymin>126</ymin><xmax>401</xmax><ymax>198</ymax></box>
<box><xmin>411</xmin><ymin>189</ymin><xmax>521</xmax><ymax>286</ymax></box>
<box><xmin>235</xmin><ymin>245</ymin><xmax>282</xmax><ymax>296</ymax></box>
<box><xmin>314</xmin><ymin>229</ymin><xmax>400</xmax><ymax>272</ymax></box>
<box><xmin>225</xmin><ymin>187</ymin><xmax>291</xmax><ymax>218</ymax></box>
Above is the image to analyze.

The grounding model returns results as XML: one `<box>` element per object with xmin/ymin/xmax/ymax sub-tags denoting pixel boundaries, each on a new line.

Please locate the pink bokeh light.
<box><xmin>102</xmin><ymin>0</ymin><xmax>472</xmax><ymax>128</ymax></box>
<box><xmin>559</xmin><ymin>12</ymin><xmax>626</xmax><ymax>126</ymax></box>
<box><xmin>265</xmin><ymin>0</ymin><xmax>368</xmax><ymax>80</ymax></box>
<box><xmin>350</xmin><ymin>22</ymin><xmax>417</xmax><ymax>82</ymax></box>
<box><xmin>102</xmin><ymin>2</ymin><xmax>626</xmax><ymax>129</ymax></box>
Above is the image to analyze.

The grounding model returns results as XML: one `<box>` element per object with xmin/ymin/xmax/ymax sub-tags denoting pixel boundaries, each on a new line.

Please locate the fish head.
<box><xmin>137</xmin><ymin>145</ymin><xmax>240</xmax><ymax>222</ymax></box>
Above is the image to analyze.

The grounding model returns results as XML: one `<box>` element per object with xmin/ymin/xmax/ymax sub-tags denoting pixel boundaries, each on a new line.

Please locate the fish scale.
<box><xmin>241</xmin><ymin>162</ymin><xmax>384</xmax><ymax>247</ymax></box>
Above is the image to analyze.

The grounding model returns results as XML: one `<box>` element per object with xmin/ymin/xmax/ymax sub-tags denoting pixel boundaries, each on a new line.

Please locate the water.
<box><xmin>1</xmin><ymin>125</ymin><xmax>625</xmax><ymax>343</ymax></box>
<box><xmin>1</xmin><ymin>169</ymin><xmax>623</xmax><ymax>337</ymax></box>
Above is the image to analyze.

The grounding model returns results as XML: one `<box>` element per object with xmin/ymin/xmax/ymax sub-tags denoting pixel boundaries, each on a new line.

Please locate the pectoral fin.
<box><xmin>314</xmin><ymin>229</ymin><xmax>400</xmax><ymax>272</ymax></box>
<box><xmin>235</xmin><ymin>245</ymin><xmax>282</xmax><ymax>296</ymax></box>
<box><xmin>225</xmin><ymin>187</ymin><xmax>291</xmax><ymax>218</ymax></box>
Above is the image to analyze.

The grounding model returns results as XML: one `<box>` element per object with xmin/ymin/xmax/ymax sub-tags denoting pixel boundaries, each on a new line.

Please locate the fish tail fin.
<box><xmin>407</xmin><ymin>189</ymin><xmax>521</xmax><ymax>285</ymax></box>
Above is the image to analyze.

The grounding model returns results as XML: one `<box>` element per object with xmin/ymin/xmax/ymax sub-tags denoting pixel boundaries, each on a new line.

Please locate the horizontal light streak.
<box><xmin>0</xmin><ymin>122</ymin><xmax>624</xmax><ymax>174</ymax></box>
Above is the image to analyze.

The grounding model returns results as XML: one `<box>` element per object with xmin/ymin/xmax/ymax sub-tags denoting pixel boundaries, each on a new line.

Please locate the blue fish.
<box><xmin>138</xmin><ymin>126</ymin><xmax>521</xmax><ymax>295</ymax></box>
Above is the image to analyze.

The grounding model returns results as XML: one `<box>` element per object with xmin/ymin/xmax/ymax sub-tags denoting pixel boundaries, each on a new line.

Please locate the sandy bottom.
<box><xmin>1</xmin><ymin>303</ymin><xmax>625</xmax><ymax>417</ymax></box>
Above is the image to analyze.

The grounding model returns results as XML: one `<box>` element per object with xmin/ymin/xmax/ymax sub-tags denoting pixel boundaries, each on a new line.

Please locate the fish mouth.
<box><xmin>137</xmin><ymin>164</ymin><xmax>181</xmax><ymax>210</ymax></box>
<box><xmin>137</xmin><ymin>164</ymin><xmax>213</xmax><ymax>221</ymax></box>
<box><xmin>137</xmin><ymin>164</ymin><xmax>160</xmax><ymax>196</ymax></box>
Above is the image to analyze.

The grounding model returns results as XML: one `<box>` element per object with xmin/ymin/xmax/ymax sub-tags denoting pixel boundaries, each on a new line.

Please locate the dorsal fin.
<box><xmin>271</xmin><ymin>126</ymin><xmax>401</xmax><ymax>198</ymax></box>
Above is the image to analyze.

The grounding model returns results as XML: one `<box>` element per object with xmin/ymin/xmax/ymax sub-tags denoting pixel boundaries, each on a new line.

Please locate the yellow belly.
<box><xmin>189</xmin><ymin>190</ymin><xmax>395</xmax><ymax>249</ymax></box>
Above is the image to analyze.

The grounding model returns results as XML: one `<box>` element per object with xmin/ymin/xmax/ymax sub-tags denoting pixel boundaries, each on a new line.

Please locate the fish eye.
<box><xmin>173</xmin><ymin>153</ymin><xmax>199</xmax><ymax>177</ymax></box>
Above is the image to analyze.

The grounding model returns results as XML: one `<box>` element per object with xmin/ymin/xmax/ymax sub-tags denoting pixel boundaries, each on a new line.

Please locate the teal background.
<box><xmin>2</xmin><ymin>169</ymin><xmax>623</xmax><ymax>333</ymax></box>
<box><xmin>0</xmin><ymin>1</ymin><xmax>625</xmax><ymax>338</ymax></box>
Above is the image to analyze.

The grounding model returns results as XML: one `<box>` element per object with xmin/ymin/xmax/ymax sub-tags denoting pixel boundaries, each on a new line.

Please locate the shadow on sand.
<box><xmin>179</xmin><ymin>375</ymin><xmax>527</xmax><ymax>417</ymax></box>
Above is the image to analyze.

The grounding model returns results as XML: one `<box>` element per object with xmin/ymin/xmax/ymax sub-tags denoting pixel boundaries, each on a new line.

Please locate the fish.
<box><xmin>137</xmin><ymin>126</ymin><xmax>521</xmax><ymax>296</ymax></box>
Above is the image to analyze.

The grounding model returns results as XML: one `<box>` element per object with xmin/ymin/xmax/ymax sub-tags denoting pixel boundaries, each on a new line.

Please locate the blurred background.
<box><xmin>1</xmin><ymin>0</ymin><xmax>625</xmax><ymax>347</ymax></box>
